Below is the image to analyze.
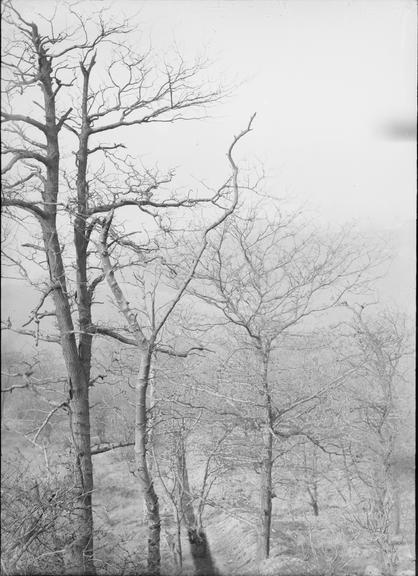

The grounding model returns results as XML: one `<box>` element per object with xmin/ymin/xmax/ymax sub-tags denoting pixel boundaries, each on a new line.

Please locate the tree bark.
<box><xmin>96</xmin><ymin>117</ymin><xmax>253</xmax><ymax>573</ymax></box>
<box><xmin>308</xmin><ymin>487</ymin><xmax>319</xmax><ymax>517</ymax></box>
<box><xmin>1</xmin><ymin>378</ymin><xmax>8</xmax><ymax>429</ymax></box>
<box><xmin>100</xmin><ymin>218</ymin><xmax>162</xmax><ymax>573</ymax></box>
<box><xmin>35</xmin><ymin>27</ymin><xmax>95</xmax><ymax>574</ymax></box>
<box><xmin>41</xmin><ymin>222</ymin><xmax>95</xmax><ymax>574</ymax></box>
<box><xmin>392</xmin><ymin>483</ymin><xmax>401</xmax><ymax>535</ymax></box>
<box><xmin>259</xmin><ymin>347</ymin><xmax>274</xmax><ymax>561</ymax></box>
<box><xmin>136</xmin><ymin>349</ymin><xmax>161</xmax><ymax>575</ymax></box>
<box><xmin>260</xmin><ymin>429</ymin><xmax>273</xmax><ymax>560</ymax></box>
<box><xmin>74</xmin><ymin>62</ymin><xmax>94</xmax><ymax>383</ymax></box>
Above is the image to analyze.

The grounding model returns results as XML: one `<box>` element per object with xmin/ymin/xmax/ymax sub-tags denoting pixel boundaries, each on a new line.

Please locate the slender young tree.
<box><xmin>96</xmin><ymin>117</ymin><xmax>254</xmax><ymax>574</ymax></box>
<box><xmin>339</xmin><ymin>306</ymin><xmax>409</xmax><ymax>575</ymax></box>
<box><xmin>153</xmin><ymin>407</ymin><xmax>229</xmax><ymax>576</ymax></box>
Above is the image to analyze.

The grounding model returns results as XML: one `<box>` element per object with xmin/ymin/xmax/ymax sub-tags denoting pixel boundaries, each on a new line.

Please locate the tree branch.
<box><xmin>33</xmin><ymin>403</ymin><xmax>68</xmax><ymax>444</ymax></box>
<box><xmin>91</xmin><ymin>441</ymin><xmax>135</xmax><ymax>455</ymax></box>
<box><xmin>1</xmin><ymin>112</ymin><xmax>47</xmax><ymax>134</ymax></box>
<box><xmin>1</xmin><ymin>198</ymin><xmax>47</xmax><ymax>220</ymax></box>
<box><xmin>89</xmin><ymin>325</ymin><xmax>137</xmax><ymax>346</ymax></box>
<box><xmin>152</xmin><ymin>114</ymin><xmax>256</xmax><ymax>339</ymax></box>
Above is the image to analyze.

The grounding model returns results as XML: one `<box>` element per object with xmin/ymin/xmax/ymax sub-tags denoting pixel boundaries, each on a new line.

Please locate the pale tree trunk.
<box><xmin>96</xmin><ymin>117</ymin><xmax>253</xmax><ymax>572</ymax></box>
<box><xmin>99</xmin><ymin>219</ymin><xmax>162</xmax><ymax>573</ymax></box>
<box><xmin>175</xmin><ymin>433</ymin><xmax>218</xmax><ymax>576</ymax></box>
<box><xmin>144</xmin><ymin>367</ymin><xmax>157</xmax><ymax>524</ymax></box>
<box><xmin>165</xmin><ymin>508</ymin><xmax>183</xmax><ymax>570</ymax></box>
<box><xmin>136</xmin><ymin>349</ymin><xmax>161</xmax><ymax>575</ymax></box>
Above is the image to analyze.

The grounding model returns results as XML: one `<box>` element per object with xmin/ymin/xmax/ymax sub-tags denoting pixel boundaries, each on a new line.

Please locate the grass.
<box><xmin>1</xmin><ymin>426</ymin><xmax>415</xmax><ymax>576</ymax></box>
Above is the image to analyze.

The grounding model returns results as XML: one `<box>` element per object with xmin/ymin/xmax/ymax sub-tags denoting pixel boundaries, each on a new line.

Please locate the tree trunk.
<box><xmin>1</xmin><ymin>382</ymin><xmax>8</xmax><ymax>430</ymax></box>
<box><xmin>188</xmin><ymin>529</ymin><xmax>217</xmax><ymax>576</ymax></box>
<box><xmin>259</xmin><ymin>428</ymin><xmax>273</xmax><ymax>560</ymax></box>
<box><xmin>70</xmin><ymin>101</ymin><xmax>96</xmax><ymax>576</ymax></box>
<box><xmin>74</xmin><ymin>68</ymin><xmax>94</xmax><ymax>383</ymax></box>
<box><xmin>175</xmin><ymin>434</ymin><xmax>218</xmax><ymax>576</ymax></box>
<box><xmin>41</xmin><ymin>224</ymin><xmax>95</xmax><ymax>574</ymax></box>
<box><xmin>136</xmin><ymin>350</ymin><xmax>161</xmax><ymax>575</ymax></box>
<box><xmin>390</xmin><ymin>465</ymin><xmax>401</xmax><ymax>536</ymax></box>
<box><xmin>393</xmin><ymin>484</ymin><xmax>401</xmax><ymax>535</ymax></box>
<box><xmin>99</xmin><ymin>217</ymin><xmax>161</xmax><ymax>573</ymax></box>
<box><xmin>175</xmin><ymin>509</ymin><xmax>183</xmax><ymax>569</ymax></box>
<box><xmin>308</xmin><ymin>483</ymin><xmax>319</xmax><ymax>516</ymax></box>
<box><xmin>259</xmin><ymin>347</ymin><xmax>274</xmax><ymax>561</ymax></box>
<box><xmin>31</xmin><ymin>29</ymin><xmax>96</xmax><ymax>573</ymax></box>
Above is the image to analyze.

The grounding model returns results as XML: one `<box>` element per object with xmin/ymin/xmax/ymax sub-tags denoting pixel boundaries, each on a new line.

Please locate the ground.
<box><xmin>1</xmin><ymin>426</ymin><xmax>415</xmax><ymax>576</ymax></box>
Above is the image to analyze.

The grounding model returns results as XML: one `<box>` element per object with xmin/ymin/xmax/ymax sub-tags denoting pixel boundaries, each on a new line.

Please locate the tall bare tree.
<box><xmin>193</xmin><ymin>206</ymin><xmax>383</xmax><ymax>561</ymax></box>
<box><xmin>1</xmin><ymin>2</ymin><xmax>229</xmax><ymax>572</ymax></box>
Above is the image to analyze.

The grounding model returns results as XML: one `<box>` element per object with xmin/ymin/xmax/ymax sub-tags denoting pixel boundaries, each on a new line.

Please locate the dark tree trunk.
<box><xmin>34</xmin><ymin>29</ymin><xmax>95</xmax><ymax>574</ymax></box>
<box><xmin>259</xmin><ymin>347</ymin><xmax>274</xmax><ymax>561</ymax></box>
<box><xmin>175</xmin><ymin>434</ymin><xmax>218</xmax><ymax>576</ymax></box>
<box><xmin>260</xmin><ymin>429</ymin><xmax>273</xmax><ymax>560</ymax></box>
<box><xmin>99</xmin><ymin>226</ymin><xmax>162</xmax><ymax>574</ymax></box>
<box><xmin>393</xmin><ymin>485</ymin><xmax>401</xmax><ymax>535</ymax></box>
<box><xmin>42</xmin><ymin>224</ymin><xmax>95</xmax><ymax>574</ymax></box>
<box><xmin>1</xmin><ymin>383</ymin><xmax>7</xmax><ymax>429</ymax></box>
<box><xmin>188</xmin><ymin>528</ymin><xmax>218</xmax><ymax>576</ymax></box>
<box><xmin>308</xmin><ymin>484</ymin><xmax>319</xmax><ymax>516</ymax></box>
<box><xmin>74</xmin><ymin>66</ymin><xmax>94</xmax><ymax>383</ymax></box>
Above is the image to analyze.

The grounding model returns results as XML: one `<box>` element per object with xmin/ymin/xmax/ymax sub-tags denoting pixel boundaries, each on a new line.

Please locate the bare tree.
<box><xmin>339</xmin><ymin>306</ymin><xmax>410</xmax><ymax>575</ymax></box>
<box><xmin>153</xmin><ymin>408</ymin><xmax>229</xmax><ymax>576</ymax></box>
<box><xmin>1</xmin><ymin>2</ymin><xmax>233</xmax><ymax>572</ymax></box>
<box><xmin>1</xmin><ymin>455</ymin><xmax>82</xmax><ymax>575</ymax></box>
<box><xmin>173</xmin><ymin>428</ymin><xmax>222</xmax><ymax>576</ymax></box>
<box><xmin>300</xmin><ymin>441</ymin><xmax>321</xmax><ymax>517</ymax></box>
<box><xmin>96</xmin><ymin>117</ymin><xmax>254</xmax><ymax>573</ymax></box>
<box><xmin>193</xmin><ymin>206</ymin><xmax>383</xmax><ymax>561</ymax></box>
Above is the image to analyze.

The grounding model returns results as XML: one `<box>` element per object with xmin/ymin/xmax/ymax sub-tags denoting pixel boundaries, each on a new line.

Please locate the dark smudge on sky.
<box><xmin>379</xmin><ymin>120</ymin><xmax>417</xmax><ymax>141</ymax></box>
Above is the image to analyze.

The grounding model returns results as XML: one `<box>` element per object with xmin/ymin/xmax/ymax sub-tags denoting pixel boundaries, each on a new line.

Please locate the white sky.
<box><xmin>116</xmin><ymin>0</ymin><xmax>416</xmax><ymax>229</ymax></box>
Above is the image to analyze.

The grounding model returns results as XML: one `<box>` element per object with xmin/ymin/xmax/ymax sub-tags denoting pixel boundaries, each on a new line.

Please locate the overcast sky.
<box><xmin>11</xmin><ymin>0</ymin><xmax>417</xmax><ymax>229</ymax></box>
<box><xmin>2</xmin><ymin>0</ymin><xmax>416</xmax><ymax>334</ymax></box>
<box><xmin>113</xmin><ymin>0</ymin><xmax>416</xmax><ymax>230</ymax></box>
